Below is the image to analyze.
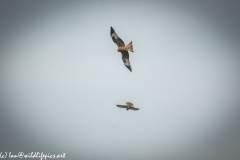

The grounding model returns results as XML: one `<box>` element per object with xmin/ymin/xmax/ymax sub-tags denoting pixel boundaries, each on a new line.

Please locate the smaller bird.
<box><xmin>116</xmin><ymin>102</ymin><xmax>139</xmax><ymax>111</ymax></box>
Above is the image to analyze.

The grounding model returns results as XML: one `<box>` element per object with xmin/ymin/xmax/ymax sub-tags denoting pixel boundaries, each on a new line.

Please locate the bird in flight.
<box><xmin>110</xmin><ymin>27</ymin><xmax>134</xmax><ymax>72</ymax></box>
<box><xmin>116</xmin><ymin>102</ymin><xmax>139</xmax><ymax>111</ymax></box>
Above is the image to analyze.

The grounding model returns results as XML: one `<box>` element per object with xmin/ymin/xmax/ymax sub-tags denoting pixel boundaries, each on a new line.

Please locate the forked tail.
<box><xmin>126</xmin><ymin>41</ymin><xmax>134</xmax><ymax>52</ymax></box>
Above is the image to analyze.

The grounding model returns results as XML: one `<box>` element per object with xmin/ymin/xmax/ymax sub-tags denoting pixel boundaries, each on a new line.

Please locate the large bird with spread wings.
<box><xmin>110</xmin><ymin>27</ymin><xmax>134</xmax><ymax>72</ymax></box>
<box><xmin>116</xmin><ymin>102</ymin><xmax>139</xmax><ymax>111</ymax></box>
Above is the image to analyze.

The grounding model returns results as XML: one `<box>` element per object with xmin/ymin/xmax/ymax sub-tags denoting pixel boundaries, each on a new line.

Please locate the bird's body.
<box><xmin>117</xmin><ymin>42</ymin><xmax>133</xmax><ymax>52</ymax></box>
<box><xmin>116</xmin><ymin>102</ymin><xmax>139</xmax><ymax>111</ymax></box>
<box><xmin>110</xmin><ymin>27</ymin><xmax>134</xmax><ymax>72</ymax></box>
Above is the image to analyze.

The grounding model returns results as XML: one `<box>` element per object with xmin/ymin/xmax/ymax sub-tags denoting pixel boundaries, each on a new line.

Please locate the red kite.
<box><xmin>110</xmin><ymin>27</ymin><xmax>134</xmax><ymax>72</ymax></box>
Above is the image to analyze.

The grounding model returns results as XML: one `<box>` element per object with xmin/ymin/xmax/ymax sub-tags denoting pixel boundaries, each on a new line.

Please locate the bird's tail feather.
<box><xmin>126</xmin><ymin>41</ymin><xmax>134</xmax><ymax>52</ymax></box>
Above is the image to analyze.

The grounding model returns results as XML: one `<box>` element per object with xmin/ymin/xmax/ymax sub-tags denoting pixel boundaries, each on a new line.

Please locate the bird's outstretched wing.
<box><xmin>130</xmin><ymin>107</ymin><xmax>139</xmax><ymax>111</ymax></box>
<box><xmin>121</xmin><ymin>51</ymin><xmax>132</xmax><ymax>72</ymax></box>
<box><xmin>116</xmin><ymin>105</ymin><xmax>128</xmax><ymax>108</ymax></box>
<box><xmin>110</xmin><ymin>27</ymin><xmax>125</xmax><ymax>47</ymax></box>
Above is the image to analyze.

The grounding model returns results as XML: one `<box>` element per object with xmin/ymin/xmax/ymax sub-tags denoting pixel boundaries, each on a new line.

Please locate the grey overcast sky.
<box><xmin>0</xmin><ymin>1</ymin><xmax>240</xmax><ymax>160</ymax></box>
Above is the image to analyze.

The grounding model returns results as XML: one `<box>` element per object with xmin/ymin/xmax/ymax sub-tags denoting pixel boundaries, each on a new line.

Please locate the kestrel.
<box><xmin>110</xmin><ymin>27</ymin><xmax>134</xmax><ymax>72</ymax></box>
<box><xmin>116</xmin><ymin>102</ymin><xmax>139</xmax><ymax>111</ymax></box>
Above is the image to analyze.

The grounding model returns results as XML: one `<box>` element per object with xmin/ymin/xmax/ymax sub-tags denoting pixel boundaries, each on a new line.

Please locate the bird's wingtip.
<box><xmin>110</xmin><ymin>27</ymin><xmax>114</xmax><ymax>34</ymax></box>
<box><xmin>126</xmin><ymin>66</ymin><xmax>132</xmax><ymax>72</ymax></box>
